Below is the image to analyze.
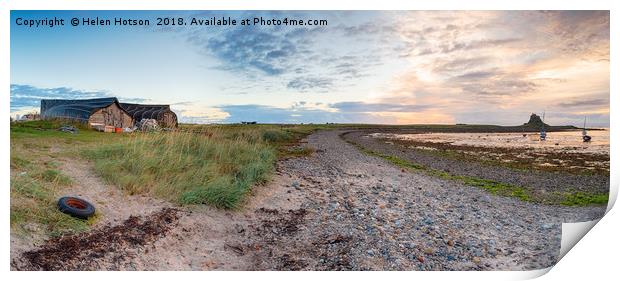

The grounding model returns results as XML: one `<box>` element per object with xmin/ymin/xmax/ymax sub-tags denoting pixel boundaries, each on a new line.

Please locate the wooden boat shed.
<box><xmin>40</xmin><ymin>97</ymin><xmax>134</xmax><ymax>130</ymax></box>
<box><xmin>119</xmin><ymin>103</ymin><xmax>178</xmax><ymax>128</ymax></box>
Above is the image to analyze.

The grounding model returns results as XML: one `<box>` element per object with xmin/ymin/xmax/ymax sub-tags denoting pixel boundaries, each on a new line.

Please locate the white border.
<box><xmin>2</xmin><ymin>1</ymin><xmax>617</xmax><ymax>280</ymax></box>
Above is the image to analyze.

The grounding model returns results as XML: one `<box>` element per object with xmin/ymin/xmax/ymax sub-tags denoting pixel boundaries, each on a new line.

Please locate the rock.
<box><xmin>58</xmin><ymin>125</ymin><xmax>79</xmax><ymax>134</ymax></box>
<box><xmin>417</xmin><ymin>255</ymin><xmax>425</xmax><ymax>262</ymax></box>
<box><xmin>234</xmin><ymin>224</ymin><xmax>245</xmax><ymax>234</ymax></box>
<box><xmin>23</xmin><ymin>223</ymin><xmax>41</xmax><ymax>232</ymax></box>
<box><xmin>423</xmin><ymin>217</ymin><xmax>434</xmax><ymax>225</ymax></box>
<box><xmin>541</xmin><ymin>223</ymin><xmax>554</xmax><ymax>230</ymax></box>
<box><xmin>394</xmin><ymin>220</ymin><xmax>402</xmax><ymax>228</ymax></box>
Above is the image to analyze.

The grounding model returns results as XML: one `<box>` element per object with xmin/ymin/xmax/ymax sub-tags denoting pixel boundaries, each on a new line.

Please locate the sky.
<box><xmin>10</xmin><ymin>10</ymin><xmax>610</xmax><ymax>126</ymax></box>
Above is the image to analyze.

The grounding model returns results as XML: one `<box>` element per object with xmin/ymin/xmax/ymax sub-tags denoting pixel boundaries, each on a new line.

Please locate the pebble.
<box><xmin>245</xmin><ymin>130</ymin><xmax>608</xmax><ymax>271</ymax></box>
<box><xmin>541</xmin><ymin>223</ymin><xmax>554</xmax><ymax>230</ymax></box>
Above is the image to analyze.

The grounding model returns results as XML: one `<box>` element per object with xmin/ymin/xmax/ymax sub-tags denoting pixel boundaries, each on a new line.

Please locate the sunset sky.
<box><xmin>10</xmin><ymin>11</ymin><xmax>610</xmax><ymax>126</ymax></box>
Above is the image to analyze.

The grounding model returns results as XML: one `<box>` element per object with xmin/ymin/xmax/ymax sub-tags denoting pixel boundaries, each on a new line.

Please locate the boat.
<box><xmin>540</xmin><ymin>112</ymin><xmax>547</xmax><ymax>141</ymax></box>
<box><xmin>582</xmin><ymin>116</ymin><xmax>592</xmax><ymax>142</ymax></box>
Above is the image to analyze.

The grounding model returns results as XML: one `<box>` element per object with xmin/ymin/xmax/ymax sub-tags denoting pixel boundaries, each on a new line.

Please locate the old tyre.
<box><xmin>57</xmin><ymin>197</ymin><xmax>96</xmax><ymax>219</ymax></box>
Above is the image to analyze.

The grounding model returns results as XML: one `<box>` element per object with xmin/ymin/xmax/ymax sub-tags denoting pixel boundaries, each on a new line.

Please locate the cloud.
<box><xmin>121</xmin><ymin>97</ymin><xmax>152</xmax><ymax>103</ymax></box>
<box><xmin>10</xmin><ymin>84</ymin><xmax>110</xmax><ymax>112</ymax></box>
<box><xmin>433</xmin><ymin>57</ymin><xmax>492</xmax><ymax>74</ymax></box>
<box><xmin>174</xmin><ymin>107</ymin><xmax>230</xmax><ymax>124</ymax></box>
<box><xmin>286</xmin><ymin>77</ymin><xmax>333</xmax><ymax>92</ymax></box>
<box><xmin>454</xmin><ymin>70</ymin><xmax>497</xmax><ymax>80</ymax></box>
<box><xmin>10</xmin><ymin>84</ymin><xmax>153</xmax><ymax>113</ymax></box>
<box><xmin>557</xmin><ymin>97</ymin><xmax>609</xmax><ymax>108</ymax></box>
<box><xmin>424</xmin><ymin>38</ymin><xmax>521</xmax><ymax>56</ymax></box>
<box><xmin>205</xmin><ymin>28</ymin><xmax>300</xmax><ymax>76</ymax></box>
<box><xmin>179</xmin><ymin>12</ymin><xmax>390</xmax><ymax>93</ymax></box>
<box><xmin>215</xmin><ymin>104</ymin><xmax>397</xmax><ymax>124</ymax></box>
<box><xmin>332</xmin><ymin>102</ymin><xmax>430</xmax><ymax>113</ymax></box>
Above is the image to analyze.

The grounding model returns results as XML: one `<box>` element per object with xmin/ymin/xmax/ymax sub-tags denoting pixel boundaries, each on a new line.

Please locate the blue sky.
<box><xmin>10</xmin><ymin>11</ymin><xmax>610</xmax><ymax>126</ymax></box>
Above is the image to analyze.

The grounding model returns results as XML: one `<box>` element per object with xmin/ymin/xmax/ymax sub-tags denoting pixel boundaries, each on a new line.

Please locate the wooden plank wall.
<box><xmin>88</xmin><ymin>103</ymin><xmax>133</xmax><ymax>128</ymax></box>
<box><xmin>160</xmin><ymin>112</ymin><xmax>177</xmax><ymax>128</ymax></box>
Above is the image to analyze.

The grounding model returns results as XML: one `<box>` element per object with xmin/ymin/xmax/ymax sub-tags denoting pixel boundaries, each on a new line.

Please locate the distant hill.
<box><xmin>523</xmin><ymin>113</ymin><xmax>549</xmax><ymax>128</ymax></box>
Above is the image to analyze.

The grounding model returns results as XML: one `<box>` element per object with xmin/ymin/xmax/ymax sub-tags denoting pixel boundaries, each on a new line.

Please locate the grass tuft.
<box><xmin>83</xmin><ymin>131</ymin><xmax>277</xmax><ymax>209</ymax></box>
<box><xmin>262</xmin><ymin>129</ymin><xmax>293</xmax><ymax>143</ymax></box>
<box><xmin>560</xmin><ymin>192</ymin><xmax>609</xmax><ymax>206</ymax></box>
<box><xmin>10</xmin><ymin>167</ymin><xmax>88</xmax><ymax>236</ymax></box>
<box><xmin>37</xmin><ymin>169</ymin><xmax>72</xmax><ymax>186</ymax></box>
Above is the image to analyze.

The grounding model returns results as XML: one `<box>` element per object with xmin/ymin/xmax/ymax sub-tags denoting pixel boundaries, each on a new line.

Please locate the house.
<box><xmin>40</xmin><ymin>97</ymin><xmax>134</xmax><ymax>130</ymax></box>
<box><xmin>119</xmin><ymin>103</ymin><xmax>178</xmax><ymax>128</ymax></box>
<box><xmin>19</xmin><ymin>113</ymin><xmax>40</xmax><ymax>121</ymax></box>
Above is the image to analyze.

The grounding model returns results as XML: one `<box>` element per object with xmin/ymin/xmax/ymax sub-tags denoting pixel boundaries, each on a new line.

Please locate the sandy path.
<box><xmin>12</xmin><ymin>157</ymin><xmax>303</xmax><ymax>270</ymax></box>
<box><xmin>59</xmin><ymin>160</ymin><xmax>173</xmax><ymax>225</ymax></box>
<box><xmin>12</xmin><ymin>129</ymin><xmax>608</xmax><ymax>271</ymax></box>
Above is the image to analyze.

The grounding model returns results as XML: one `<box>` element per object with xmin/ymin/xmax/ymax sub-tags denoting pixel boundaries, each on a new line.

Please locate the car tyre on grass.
<box><xmin>57</xmin><ymin>196</ymin><xmax>96</xmax><ymax>219</ymax></box>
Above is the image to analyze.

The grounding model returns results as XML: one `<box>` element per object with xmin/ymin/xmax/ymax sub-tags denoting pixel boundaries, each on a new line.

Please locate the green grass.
<box><xmin>37</xmin><ymin>169</ymin><xmax>73</xmax><ymax>186</ymax></box>
<box><xmin>10</xmin><ymin>120</ymin><xmax>133</xmax><ymax>236</ymax></box>
<box><xmin>83</xmin><ymin>130</ymin><xmax>278</xmax><ymax>209</ymax></box>
<box><xmin>560</xmin><ymin>192</ymin><xmax>609</xmax><ymax>206</ymax></box>
<box><xmin>344</xmin><ymin>137</ymin><xmax>609</xmax><ymax>206</ymax></box>
<box><xmin>11</xmin><ymin>121</ymin><xmax>328</xmax><ymax>238</ymax></box>
<box><xmin>262</xmin><ymin>129</ymin><xmax>294</xmax><ymax>143</ymax></box>
<box><xmin>440</xmin><ymin>173</ymin><xmax>532</xmax><ymax>202</ymax></box>
<box><xmin>10</xmin><ymin>157</ymin><xmax>92</xmax><ymax>236</ymax></box>
<box><xmin>81</xmin><ymin>124</ymin><xmax>326</xmax><ymax>209</ymax></box>
<box><xmin>281</xmin><ymin>146</ymin><xmax>315</xmax><ymax>158</ymax></box>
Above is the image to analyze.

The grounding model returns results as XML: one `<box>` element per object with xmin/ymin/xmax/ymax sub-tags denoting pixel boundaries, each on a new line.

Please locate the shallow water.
<box><xmin>372</xmin><ymin>129</ymin><xmax>610</xmax><ymax>156</ymax></box>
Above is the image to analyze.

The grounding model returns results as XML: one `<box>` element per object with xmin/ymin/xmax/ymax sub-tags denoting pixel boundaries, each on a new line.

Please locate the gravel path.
<box><xmin>244</xmin><ymin>130</ymin><xmax>606</xmax><ymax>270</ymax></box>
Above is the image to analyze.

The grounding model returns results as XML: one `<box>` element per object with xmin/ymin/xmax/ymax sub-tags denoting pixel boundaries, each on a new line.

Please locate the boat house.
<box><xmin>40</xmin><ymin>97</ymin><xmax>134</xmax><ymax>130</ymax></box>
<box><xmin>119</xmin><ymin>103</ymin><xmax>178</xmax><ymax>128</ymax></box>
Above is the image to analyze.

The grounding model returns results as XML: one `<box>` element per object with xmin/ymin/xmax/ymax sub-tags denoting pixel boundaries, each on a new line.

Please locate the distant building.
<box><xmin>41</xmin><ymin>97</ymin><xmax>134</xmax><ymax>129</ymax></box>
<box><xmin>20</xmin><ymin>113</ymin><xmax>40</xmax><ymax>121</ymax></box>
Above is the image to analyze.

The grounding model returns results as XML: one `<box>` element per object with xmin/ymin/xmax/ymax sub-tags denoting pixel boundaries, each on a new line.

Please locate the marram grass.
<box><xmin>84</xmin><ymin>130</ymin><xmax>276</xmax><ymax>209</ymax></box>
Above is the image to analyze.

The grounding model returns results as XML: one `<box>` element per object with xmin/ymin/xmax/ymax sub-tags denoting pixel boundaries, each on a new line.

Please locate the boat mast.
<box><xmin>582</xmin><ymin>116</ymin><xmax>587</xmax><ymax>136</ymax></box>
<box><xmin>582</xmin><ymin>116</ymin><xmax>592</xmax><ymax>142</ymax></box>
<box><xmin>540</xmin><ymin>111</ymin><xmax>547</xmax><ymax>141</ymax></box>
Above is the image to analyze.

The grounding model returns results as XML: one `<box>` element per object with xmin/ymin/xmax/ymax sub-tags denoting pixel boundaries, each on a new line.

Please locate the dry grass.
<box><xmin>84</xmin><ymin>130</ymin><xmax>277</xmax><ymax>208</ymax></box>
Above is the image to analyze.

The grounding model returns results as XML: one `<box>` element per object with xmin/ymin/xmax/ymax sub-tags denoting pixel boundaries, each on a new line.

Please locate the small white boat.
<box><xmin>540</xmin><ymin>112</ymin><xmax>547</xmax><ymax>141</ymax></box>
<box><xmin>582</xmin><ymin>116</ymin><xmax>591</xmax><ymax>142</ymax></box>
